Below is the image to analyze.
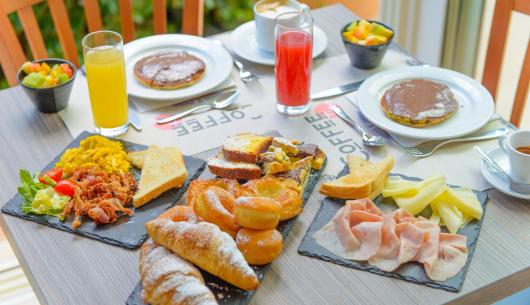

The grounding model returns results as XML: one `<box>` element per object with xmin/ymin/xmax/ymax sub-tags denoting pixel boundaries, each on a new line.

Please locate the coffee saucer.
<box><xmin>481</xmin><ymin>147</ymin><xmax>530</xmax><ymax>200</ymax></box>
<box><xmin>229</xmin><ymin>21</ymin><xmax>328</xmax><ymax>66</ymax></box>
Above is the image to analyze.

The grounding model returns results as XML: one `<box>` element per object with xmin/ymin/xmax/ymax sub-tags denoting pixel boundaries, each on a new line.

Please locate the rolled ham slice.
<box><xmin>313</xmin><ymin>199</ymin><xmax>469</xmax><ymax>282</ymax></box>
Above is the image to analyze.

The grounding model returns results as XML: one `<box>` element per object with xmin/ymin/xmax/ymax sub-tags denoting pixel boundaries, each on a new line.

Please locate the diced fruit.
<box><xmin>21</xmin><ymin>72</ymin><xmax>45</xmax><ymax>88</ymax></box>
<box><xmin>60</xmin><ymin>63</ymin><xmax>73</xmax><ymax>78</ymax></box>
<box><xmin>22</xmin><ymin>62</ymin><xmax>33</xmax><ymax>74</ymax></box>
<box><xmin>20</xmin><ymin>61</ymin><xmax>71</xmax><ymax>88</ymax></box>
<box><xmin>57</xmin><ymin>73</ymin><xmax>69</xmax><ymax>84</ymax></box>
<box><xmin>342</xmin><ymin>19</ymin><xmax>393</xmax><ymax>46</ymax></box>
<box><xmin>41</xmin><ymin>62</ymin><xmax>51</xmax><ymax>73</ymax></box>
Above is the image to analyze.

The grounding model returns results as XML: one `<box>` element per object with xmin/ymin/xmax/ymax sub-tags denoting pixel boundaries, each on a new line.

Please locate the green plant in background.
<box><xmin>0</xmin><ymin>0</ymin><xmax>255</xmax><ymax>89</ymax></box>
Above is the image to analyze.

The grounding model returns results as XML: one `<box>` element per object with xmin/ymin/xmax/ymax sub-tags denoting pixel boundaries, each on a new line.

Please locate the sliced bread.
<box><xmin>222</xmin><ymin>133</ymin><xmax>272</xmax><ymax>163</ymax></box>
<box><xmin>208</xmin><ymin>153</ymin><xmax>262</xmax><ymax>180</ymax></box>
<box><xmin>127</xmin><ymin>148</ymin><xmax>179</xmax><ymax>169</ymax></box>
<box><xmin>133</xmin><ymin>145</ymin><xmax>188</xmax><ymax>207</ymax></box>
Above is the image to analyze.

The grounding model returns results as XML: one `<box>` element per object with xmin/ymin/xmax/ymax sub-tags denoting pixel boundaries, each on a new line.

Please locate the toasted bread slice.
<box><xmin>222</xmin><ymin>133</ymin><xmax>272</xmax><ymax>163</ymax></box>
<box><xmin>133</xmin><ymin>146</ymin><xmax>188</xmax><ymax>207</ymax></box>
<box><xmin>320</xmin><ymin>156</ymin><xmax>394</xmax><ymax>199</ymax></box>
<box><xmin>208</xmin><ymin>153</ymin><xmax>261</xmax><ymax>180</ymax></box>
<box><xmin>127</xmin><ymin>148</ymin><xmax>179</xmax><ymax>169</ymax></box>
<box><xmin>319</xmin><ymin>174</ymin><xmax>372</xmax><ymax>199</ymax></box>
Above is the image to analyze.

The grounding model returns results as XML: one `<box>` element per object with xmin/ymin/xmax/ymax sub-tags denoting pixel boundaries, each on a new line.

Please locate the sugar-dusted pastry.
<box><xmin>158</xmin><ymin>205</ymin><xmax>199</xmax><ymax>223</ymax></box>
<box><xmin>186</xmin><ymin>179</ymin><xmax>241</xmax><ymax>207</ymax></box>
<box><xmin>234</xmin><ymin>197</ymin><xmax>282</xmax><ymax>230</ymax></box>
<box><xmin>139</xmin><ymin>240</ymin><xmax>218</xmax><ymax>305</ymax></box>
<box><xmin>146</xmin><ymin>219</ymin><xmax>259</xmax><ymax>291</ymax></box>
<box><xmin>236</xmin><ymin>228</ymin><xmax>283</xmax><ymax>265</ymax></box>
<box><xmin>193</xmin><ymin>186</ymin><xmax>240</xmax><ymax>237</ymax></box>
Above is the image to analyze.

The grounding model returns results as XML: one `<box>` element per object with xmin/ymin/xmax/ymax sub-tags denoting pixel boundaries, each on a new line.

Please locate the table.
<box><xmin>1</xmin><ymin>4</ymin><xmax>529</xmax><ymax>305</ymax></box>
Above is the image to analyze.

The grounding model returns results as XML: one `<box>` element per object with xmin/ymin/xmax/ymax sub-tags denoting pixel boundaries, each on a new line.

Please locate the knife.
<box><xmin>310</xmin><ymin>79</ymin><xmax>364</xmax><ymax>101</ymax></box>
<box><xmin>82</xmin><ymin>65</ymin><xmax>143</xmax><ymax>131</ymax></box>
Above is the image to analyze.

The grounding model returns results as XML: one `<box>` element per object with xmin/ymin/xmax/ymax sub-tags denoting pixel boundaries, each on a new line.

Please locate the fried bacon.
<box><xmin>62</xmin><ymin>167</ymin><xmax>137</xmax><ymax>228</ymax></box>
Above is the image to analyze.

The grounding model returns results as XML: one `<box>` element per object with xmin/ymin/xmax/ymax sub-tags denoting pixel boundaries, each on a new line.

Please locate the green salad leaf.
<box><xmin>18</xmin><ymin>169</ymin><xmax>70</xmax><ymax>220</ymax></box>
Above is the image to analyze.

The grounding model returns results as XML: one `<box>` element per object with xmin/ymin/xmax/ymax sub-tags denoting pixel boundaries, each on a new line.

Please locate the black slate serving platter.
<box><xmin>1</xmin><ymin>131</ymin><xmax>206</xmax><ymax>249</ymax></box>
<box><xmin>298</xmin><ymin>166</ymin><xmax>488</xmax><ymax>293</ymax></box>
<box><xmin>126</xmin><ymin>158</ymin><xmax>328</xmax><ymax>305</ymax></box>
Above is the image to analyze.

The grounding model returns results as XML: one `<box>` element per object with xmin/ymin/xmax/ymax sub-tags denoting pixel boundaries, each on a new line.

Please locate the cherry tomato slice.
<box><xmin>54</xmin><ymin>180</ymin><xmax>76</xmax><ymax>197</ymax></box>
<box><xmin>39</xmin><ymin>168</ymin><xmax>63</xmax><ymax>184</ymax></box>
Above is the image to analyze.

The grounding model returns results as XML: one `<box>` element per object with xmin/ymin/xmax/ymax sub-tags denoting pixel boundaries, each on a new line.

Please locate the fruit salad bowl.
<box><xmin>341</xmin><ymin>20</ymin><xmax>394</xmax><ymax>69</ymax></box>
<box><xmin>17</xmin><ymin>58</ymin><xmax>76</xmax><ymax>113</ymax></box>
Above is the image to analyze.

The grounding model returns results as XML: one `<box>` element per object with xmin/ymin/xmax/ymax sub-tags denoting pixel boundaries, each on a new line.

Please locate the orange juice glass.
<box><xmin>82</xmin><ymin>31</ymin><xmax>128</xmax><ymax>137</ymax></box>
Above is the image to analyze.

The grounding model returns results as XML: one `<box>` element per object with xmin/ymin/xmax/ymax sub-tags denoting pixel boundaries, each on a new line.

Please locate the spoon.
<box><xmin>156</xmin><ymin>90</ymin><xmax>239</xmax><ymax>124</ymax></box>
<box><xmin>474</xmin><ymin>146</ymin><xmax>530</xmax><ymax>194</ymax></box>
<box><xmin>330</xmin><ymin>104</ymin><xmax>386</xmax><ymax>147</ymax></box>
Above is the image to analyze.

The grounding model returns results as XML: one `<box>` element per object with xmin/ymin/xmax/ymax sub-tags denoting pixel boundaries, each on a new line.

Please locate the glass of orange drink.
<box><xmin>82</xmin><ymin>31</ymin><xmax>128</xmax><ymax>137</ymax></box>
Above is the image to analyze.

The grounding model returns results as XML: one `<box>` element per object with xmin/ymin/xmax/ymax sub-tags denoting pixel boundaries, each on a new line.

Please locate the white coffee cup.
<box><xmin>253</xmin><ymin>0</ymin><xmax>310</xmax><ymax>53</ymax></box>
<box><xmin>498</xmin><ymin>130</ymin><xmax>530</xmax><ymax>183</ymax></box>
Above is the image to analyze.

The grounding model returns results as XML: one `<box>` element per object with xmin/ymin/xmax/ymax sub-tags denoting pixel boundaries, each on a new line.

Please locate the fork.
<box><xmin>213</xmin><ymin>39</ymin><xmax>260</xmax><ymax>84</ymax></box>
<box><xmin>399</xmin><ymin>128</ymin><xmax>509</xmax><ymax>158</ymax></box>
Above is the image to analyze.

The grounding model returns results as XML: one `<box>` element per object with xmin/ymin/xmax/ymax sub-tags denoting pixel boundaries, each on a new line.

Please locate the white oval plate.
<box><xmin>357</xmin><ymin>66</ymin><xmax>494</xmax><ymax>140</ymax></box>
<box><xmin>124</xmin><ymin>34</ymin><xmax>232</xmax><ymax>101</ymax></box>
<box><xmin>230</xmin><ymin>21</ymin><xmax>327</xmax><ymax>66</ymax></box>
<box><xmin>481</xmin><ymin>147</ymin><xmax>530</xmax><ymax>200</ymax></box>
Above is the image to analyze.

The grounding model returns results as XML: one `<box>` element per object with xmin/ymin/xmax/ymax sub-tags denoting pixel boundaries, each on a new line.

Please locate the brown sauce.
<box><xmin>381</xmin><ymin>79</ymin><xmax>458</xmax><ymax>120</ymax></box>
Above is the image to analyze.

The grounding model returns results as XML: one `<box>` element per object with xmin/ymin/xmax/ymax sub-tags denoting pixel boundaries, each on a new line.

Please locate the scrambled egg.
<box><xmin>56</xmin><ymin>135</ymin><xmax>131</xmax><ymax>176</ymax></box>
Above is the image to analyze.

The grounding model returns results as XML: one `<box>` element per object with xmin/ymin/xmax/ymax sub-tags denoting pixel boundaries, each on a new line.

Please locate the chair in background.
<box><xmin>83</xmin><ymin>0</ymin><xmax>204</xmax><ymax>43</ymax></box>
<box><xmin>0</xmin><ymin>0</ymin><xmax>204</xmax><ymax>87</ymax></box>
<box><xmin>482</xmin><ymin>0</ymin><xmax>530</xmax><ymax>126</ymax></box>
<box><xmin>302</xmin><ymin>0</ymin><xmax>380</xmax><ymax>20</ymax></box>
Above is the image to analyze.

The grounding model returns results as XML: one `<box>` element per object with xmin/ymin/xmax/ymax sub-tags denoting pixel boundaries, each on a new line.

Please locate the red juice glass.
<box><xmin>275</xmin><ymin>11</ymin><xmax>313</xmax><ymax>115</ymax></box>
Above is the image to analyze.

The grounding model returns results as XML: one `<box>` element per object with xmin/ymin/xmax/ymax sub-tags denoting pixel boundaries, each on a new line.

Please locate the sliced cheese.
<box><xmin>437</xmin><ymin>188</ymin><xmax>483</xmax><ymax>220</ymax></box>
<box><xmin>431</xmin><ymin>199</ymin><xmax>464</xmax><ymax>234</ymax></box>
<box><xmin>393</xmin><ymin>178</ymin><xmax>447</xmax><ymax>215</ymax></box>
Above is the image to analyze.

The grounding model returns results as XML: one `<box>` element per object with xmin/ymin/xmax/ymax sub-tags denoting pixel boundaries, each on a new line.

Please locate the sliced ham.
<box><xmin>313</xmin><ymin>199</ymin><xmax>469</xmax><ymax>282</ymax></box>
<box><xmin>426</xmin><ymin>233</ymin><xmax>468</xmax><ymax>281</ymax></box>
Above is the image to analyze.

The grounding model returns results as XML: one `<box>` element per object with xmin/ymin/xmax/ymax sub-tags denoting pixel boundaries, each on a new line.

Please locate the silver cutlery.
<box><xmin>474</xmin><ymin>146</ymin><xmax>530</xmax><ymax>194</ymax></box>
<box><xmin>331</xmin><ymin>104</ymin><xmax>386</xmax><ymax>147</ymax></box>
<box><xmin>402</xmin><ymin>128</ymin><xmax>509</xmax><ymax>157</ymax></box>
<box><xmin>156</xmin><ymin>89</ymin><xmax>239</xmax><ymax>124</ymax></box>
<box><xmin>213</xmin><ymin>39</ymin><xmax>260</xmax><ymax>84</ymax></box>
<box><xmin>128</xmin><ymin>107</ymin><xmax>143</xmax><ymax>131</ymax></box>
<box><xmin>311</xmin><ymin>79</ymin><xmax>364</xmax><ymax>101</ymax></box>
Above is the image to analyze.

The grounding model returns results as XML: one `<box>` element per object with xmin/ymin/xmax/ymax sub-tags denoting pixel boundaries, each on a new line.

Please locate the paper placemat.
<box><xmin>58</xmin><ymin>38</ymin><xmax>500</xmax><ymax>191</ymax></box>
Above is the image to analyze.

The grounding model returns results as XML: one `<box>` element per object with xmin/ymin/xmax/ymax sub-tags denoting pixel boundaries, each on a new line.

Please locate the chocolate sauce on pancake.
<box><xmin>134</xmin><ymin>51</ymin><xmax>205</xmax><ymax>88</ymax></box>
<box><xmin>381</xmin><ymin>79</ymin><xmax>457</xmax><ymax>121</ymax></box>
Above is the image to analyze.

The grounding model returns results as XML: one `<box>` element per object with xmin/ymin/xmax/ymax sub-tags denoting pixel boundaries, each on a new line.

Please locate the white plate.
<box><xmin>357</xmin><ymin>66</ymin><xmax>494</xmax><ymax>140</ymax></box>
<box><xmin>230</xmin><ymin>21</ymin><xmax>327</xmax><ymax>66</ymax></box>
<box><xmin>481</xmin><ymin>147</ymin><xmax>530</xmax><ymax>200</ymax></box>
<box><xmin>124</xmin><ymin>34</ymin><xmax>232</xmax><ymax>101</ymax></box>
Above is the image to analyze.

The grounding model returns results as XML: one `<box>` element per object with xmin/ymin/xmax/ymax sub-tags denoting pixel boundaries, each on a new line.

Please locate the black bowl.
<box><xmin>17</xmin><ymin>58</ymin><xmax>77</xmax><ymax>113</ymax></box>
<box><xmin>341</xmin><ymin>20</ymin><xmax>394</xmax><ymax>69</ymax></box>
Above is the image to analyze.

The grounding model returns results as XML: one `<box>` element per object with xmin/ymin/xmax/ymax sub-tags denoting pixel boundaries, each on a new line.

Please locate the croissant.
<box><xmin>139</xmin><ymin>240</ymin><xmax>218</xmax><ymax>305</ymax></box>
<box><xmin>146</xmin><ymin>219</ymin><xmax>259</xmax><ymax>291</ymax></box>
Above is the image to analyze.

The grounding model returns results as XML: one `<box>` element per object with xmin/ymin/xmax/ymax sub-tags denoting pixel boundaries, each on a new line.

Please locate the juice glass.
<box><xmin>275</xmin><ymin>11</ymin><xmax>313</xmax><ymax>115</ymax></box>
<box><xmin>82</xmin><ymin>31</ymin><xmax>128</xmax><ymax>137</ymax></box>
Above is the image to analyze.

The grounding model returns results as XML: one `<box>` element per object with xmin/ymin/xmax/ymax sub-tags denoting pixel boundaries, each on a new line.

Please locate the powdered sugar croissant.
<box><xmin>139</xmin><ymin>240</ymin><xmax>217</xmax><ymax>305</ymax></box>
<box><xmin>146</xmin><ymin>219</ymin><xmax>259</xmax><ymax>291</ymax></box>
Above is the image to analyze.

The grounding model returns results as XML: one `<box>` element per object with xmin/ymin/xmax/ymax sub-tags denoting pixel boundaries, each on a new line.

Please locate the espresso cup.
<box><xmin>498</xmin><ymin>130</ymin><xmax>530</xmax><ymax>183</ymax></box>
<box><xmin>253</xmin><ymin>0</ymin><xmax>310</xmax><ymax>53</ymax></box>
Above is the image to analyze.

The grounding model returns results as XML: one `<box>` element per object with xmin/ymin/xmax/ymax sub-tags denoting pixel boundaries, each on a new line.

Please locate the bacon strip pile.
<box><xmin>62</xmin><ymin>167</ymin><xmax>137</xmax><ymax>228</ymax></box>
<box><xmin>314</xmin><ymin>199</ymin><xmax>468</xmax><ymax>281</ymax></box>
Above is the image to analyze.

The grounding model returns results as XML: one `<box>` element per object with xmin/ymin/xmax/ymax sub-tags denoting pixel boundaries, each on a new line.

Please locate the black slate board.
<box><xmin>298</xmin><ymin>166</ymin><xmax>488</xmax><ymax>293</ymax></box>
<box><xmin>1</xmin><ymin>131</ymin><xmax>206</xmax><ymax>249</ymax></box>
<box><xmin>126</xmin><ymin>158</ymin><xmax>328</xmax><ymax>305</ymax></box>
